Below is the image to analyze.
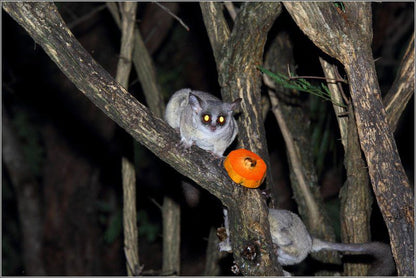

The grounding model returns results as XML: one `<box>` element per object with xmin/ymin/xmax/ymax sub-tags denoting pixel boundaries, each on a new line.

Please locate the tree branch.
<box><xmin>107</xmin><ymin>2</ymin><xmax>165</xmax><ymax>117</ymax></box>
<box><xmin>154</xmin><ymin>2</ymin><xmax>189</xmax><ymax>32</ymax></box>
<box><xmin>200</xmin><ymin>2</ymin><xmax>230</xmax><ymax>64</ymax></box>
<box><xmin>383</xmin><ymin>33</ymin><xmax>414</xmax><ymax>132</ymax></box>
<box><xmin>319</xmin><ymin>57</ymin><xmax>374</xmax><ymax>275</ymax></box>
<box><xmin>319</xmin><ymin>57</ymin><xmax>348</xmax><ymax>149</ymax></box>
<box><xmin>122</xmin><ymin>157</ymin><xmax>140</xmax><ymax>275</ymax></box>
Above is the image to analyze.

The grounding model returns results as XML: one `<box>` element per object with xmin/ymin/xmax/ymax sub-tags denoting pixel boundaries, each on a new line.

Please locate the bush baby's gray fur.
<box><xmin>165</xmin><ymin>88</ymin><xmax>241</xmax><ymax>156</ymax></box>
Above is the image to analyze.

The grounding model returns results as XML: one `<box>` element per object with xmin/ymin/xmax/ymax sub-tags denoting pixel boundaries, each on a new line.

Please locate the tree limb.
<box><xmin>122</xmin><ymin>157</ymin><xmax>140</xmax><ymax>275</ymax></box>
<box><xmin>319</xmin><ymin>57</ymin><xmax>348</xmax><ymax>149</ymax></box>
<box><xmin>383</xmin><ymin>33</ymin><xmax>414</xmax><ymax>132</ymax></box>
<box><xmin>200</xmin><ymin>2</ymin><xmax>230</xmax><ymax>64</ymax></box>
<box><xmin>107</xmin><ymin>2</ymin><xmax>165</xmax><ymax>117</ymax></box>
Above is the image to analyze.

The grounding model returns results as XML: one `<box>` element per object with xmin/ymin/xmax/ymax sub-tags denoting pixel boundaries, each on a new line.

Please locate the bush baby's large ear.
<box><xmin>188</xmin><ymin>93</ymin><xmax>203</xmax><ymax>113</ymax></box>
<box><xmin>230</xmin><ymin>98</ymin><xmax>242</xmax><ymax>111</ymax></box>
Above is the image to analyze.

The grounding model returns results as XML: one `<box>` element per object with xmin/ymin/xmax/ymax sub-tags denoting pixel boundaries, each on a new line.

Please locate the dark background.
<box><xmin>2</xmin><ymin>2</ymin><xmax>414</xmax><ymax>275</ymax></box>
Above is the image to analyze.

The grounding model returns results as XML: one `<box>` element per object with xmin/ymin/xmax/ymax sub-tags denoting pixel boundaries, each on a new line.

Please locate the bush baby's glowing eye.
<box><xmin>217</xmin><ymin>115</ymin><xmax>226</xmax><ymax>125</ymax></box>
<box><xmin>202</xmin><ymin>114</ymin><xmax>211</xmax><ymax>123</ymax></box>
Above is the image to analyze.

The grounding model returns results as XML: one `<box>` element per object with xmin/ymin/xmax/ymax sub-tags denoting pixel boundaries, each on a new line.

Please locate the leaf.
<box><xmin>258</xmin><ymin>66</ymin><xmax>347</xmax><ymax>108</ymax></box>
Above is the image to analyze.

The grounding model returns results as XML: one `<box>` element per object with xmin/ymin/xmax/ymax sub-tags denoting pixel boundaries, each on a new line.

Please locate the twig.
<box><xmin>319</xmin><ymin>57</ymin><xmax>348</xmax><ymax>149</ymax></box>
<box><xmin>67</xmin><ymin>4</ymin><xmax>107</xmax><ymax>29</ymax></box>
<box><xmin>150</xmin><ymin>197</ymin><xmax>162</xmax><ymax>210</ymax></box>
<box><xmin>285</xmin><ymin>63</ymin><xmax>348</xmax><ymax>84</ymax></box>
<box><xmin>259</xmin><ymin>66</ymin><xmax>347</xmax><ymax>108</ymax></box>
<box><xmin>124</xmin><ymin>246</ymin><xmax>144</xmax><ymax>275</ymax></box>
<box><xmin>224</xmin><ymin>2</ymin><xmax>237</xmax><ymax>21</ymax></box>
<box><xmin>106</xmin><ymin>2</ymin><xmax>120</xmax><ymax>26</ymax></box>
<box><xmin>288</xmin><ymin>75</ymin><xmax>348</xmax><ymax>84</ymax></box>
<box><xmin>334</xmin><ymin>69</ymin><xmax>350</xmax><ymax>105</ymax></box>
<box><xmin>154</xmin><ymin>2</ymin><xmax>189</xmax><ymax>31</ymax></box>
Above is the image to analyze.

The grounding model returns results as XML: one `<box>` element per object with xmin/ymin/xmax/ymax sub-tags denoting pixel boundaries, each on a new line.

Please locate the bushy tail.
<box><xmin>312</xmin><ymin>238</ymin><xmax>395</xmax><ymax>275</ymax></box>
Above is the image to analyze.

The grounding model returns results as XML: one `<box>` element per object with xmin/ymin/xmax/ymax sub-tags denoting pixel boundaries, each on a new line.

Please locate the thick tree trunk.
<box><xmin>200</xmin><ymin>3</ymin><xmax>284</xmax><ymax>275</ymax></box>
<box><xmin>343</xmin><ymin>48</ymin><xmax>413</xmax><ymax>275</ymax></box>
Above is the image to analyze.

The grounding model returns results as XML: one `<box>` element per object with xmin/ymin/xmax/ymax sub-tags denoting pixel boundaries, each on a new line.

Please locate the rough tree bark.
<box><xmin>161</xmin><ymin>198</ymin><xmax>180</xmax><ymax>275</ymax></box>
<box><xmin>201</xmin><ymin>2</ymin><xmax>280</xmax><ymax>194</ymax></box>
<box><xmin>121</xmin><ymin>157</ymin><xmax>140</xmax><ymax>275</ymax></box>
<box><xmin>284</xmin><ymin>2</ymin><xmax>414</xmax><ymax>275</ymax></box>
<box><xmin>339</xmin><ymin>105</ymin><xmax>373</xmax><ymax>275</ymax></box>
<box><xmin>3</xmin><ymin>2</ymin><xmax>282</xmax><ymax>275</ymax></box>
<box><xmin>200</xmin><ymin>2</ymin><xmax>284</xmax><ymax>275</ymax></box>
